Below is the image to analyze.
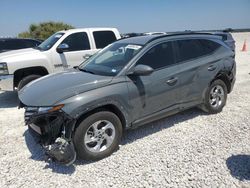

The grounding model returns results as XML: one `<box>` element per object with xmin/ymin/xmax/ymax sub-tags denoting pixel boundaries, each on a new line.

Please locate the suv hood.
<box><xmin>18</xmin><ymin>69</ymin><xmax>113</xmax><ymax>106</ymax></box>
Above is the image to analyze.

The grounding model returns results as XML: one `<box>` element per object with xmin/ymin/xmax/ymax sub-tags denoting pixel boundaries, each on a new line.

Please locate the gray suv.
<box><xmin>19</xmin><ymin>33</ymin><xmax>236</xmax><ymax>165</ymax></box>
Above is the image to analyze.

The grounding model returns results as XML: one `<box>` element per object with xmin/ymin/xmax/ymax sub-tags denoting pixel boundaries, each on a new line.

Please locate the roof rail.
<box><xmin>145</xmin><ymin>32</ymin><xmax>216</xmax><ymax>45</ymax></box>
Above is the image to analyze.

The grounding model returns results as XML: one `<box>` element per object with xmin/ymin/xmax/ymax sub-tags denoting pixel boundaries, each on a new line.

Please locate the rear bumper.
<box><xmin>230</xmin><ymin>76</ymin><xmax>236</xmax><ymax>92</ymax></box>
<box><xmin>229</xmin><ymin>60</ymin><xmax>236</xmax><ymax>93</ymax></box>
<box><xmin>0</xmin><ymin>74</ymin><xmax>14</xmax><ymax>91</ymax></box>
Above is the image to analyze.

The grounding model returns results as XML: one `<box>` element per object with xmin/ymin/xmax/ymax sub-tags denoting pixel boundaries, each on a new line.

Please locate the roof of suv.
<box><xmin>118</xmin><ymin>32</ymin><xmax>219</xmax><ymax>45</ymax></box>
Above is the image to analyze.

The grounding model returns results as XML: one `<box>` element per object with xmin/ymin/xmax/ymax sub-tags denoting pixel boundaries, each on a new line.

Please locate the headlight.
<box><xmin>0</xmin><ymin>62</ymin><xmax>9</xmax><ymax>75</ymax></box>
<box><xmin>38</xmin><ymin>104</ymin><xmax>64</xmax><ymax>114</ymax></box>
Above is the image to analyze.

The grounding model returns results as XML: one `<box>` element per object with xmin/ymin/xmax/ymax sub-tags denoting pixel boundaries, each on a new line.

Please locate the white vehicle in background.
<box><xmin>0</xmin><ymin>28</ymin><xmax>121</xmax><ymax>91</ymax></box>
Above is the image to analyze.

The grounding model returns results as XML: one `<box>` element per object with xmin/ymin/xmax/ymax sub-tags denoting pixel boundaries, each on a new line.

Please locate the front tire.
<box><xmin>201</xmin><ymin>79</ymin><xmax>227</xmax><ymax>114</ymax></box>
<box><xmin>17</xmin><ymin>75</ymin><xmax>41</xmax><ymax>91</ymax></box>
<box><xmin>73</xmin><ymin>111</ymin><xmax>123</xmax><ymax>161</ymax></box>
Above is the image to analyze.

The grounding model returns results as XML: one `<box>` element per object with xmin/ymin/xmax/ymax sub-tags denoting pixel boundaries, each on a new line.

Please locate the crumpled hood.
<box><xmin>0</xmin><ymin>48</ymin><xmax>41</xmax><ymax>61</ymax></box>
<box><xmin>18</xmin><ymin>69</ymin><xmax>113</xmax><ymax>106</ymax></box>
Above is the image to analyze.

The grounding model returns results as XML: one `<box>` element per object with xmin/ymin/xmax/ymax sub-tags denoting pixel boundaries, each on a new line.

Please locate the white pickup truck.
<box><xmin>0</xmin><ymin>28</ymin><xmax>121</xmax><ymax>91</ymax></box>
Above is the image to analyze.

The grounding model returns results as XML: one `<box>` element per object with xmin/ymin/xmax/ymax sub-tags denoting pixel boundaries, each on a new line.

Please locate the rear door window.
<box><xmin>176</xmin><ymin>39</ymin><xmax>221</xmax><ymax>63</ymax></box>
<box><xmin>93</xmin><ymin>31</ymin><xmax>117</xmax><ymax>49</ymax></box>
<box><xmin>176</xmin><ymin>39</ymin><xmax>204</xmax><ymax>62</ymax></box>
<box><xmin>199</xmin><ymin>39</ymin><xmax>220</xmax><ymax>54</ymax></box>
<box><xmin>61</xmin><ymin>32</ymin><xmax>90</xmax><ymax>51</ymax></box>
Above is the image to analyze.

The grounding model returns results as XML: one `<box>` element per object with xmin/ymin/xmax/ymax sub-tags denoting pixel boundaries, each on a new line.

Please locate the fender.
<box><xmin>72</xmin><ymin>97</ymin><xmax>131</xmax><ymax>129</ymax></box>
<box><xmin>58</xmin><ymin>82</ymin><xmax>132</xmax><ymax>129</ymax></box>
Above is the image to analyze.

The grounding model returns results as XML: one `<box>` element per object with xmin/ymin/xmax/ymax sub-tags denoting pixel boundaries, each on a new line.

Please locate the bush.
<box><xmin>18</xmin><ymin>21</ymin><xmax>74</xmax><ymax>40</ymax></box>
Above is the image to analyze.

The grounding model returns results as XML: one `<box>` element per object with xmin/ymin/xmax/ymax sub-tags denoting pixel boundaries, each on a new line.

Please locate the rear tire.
<box><xmin>17</xmin><ymin>75</ymin><xmax>41</xmax><ymax>91</ymax></box>
<box><xmin>201</xmin><ymin>79</ymin><xmax>227</xmax><ymax>114</ymax></box>
<box><xmin>73</xmin><ymin>111</ymin><xmax>122</xmax><ymax>161</ymax></box>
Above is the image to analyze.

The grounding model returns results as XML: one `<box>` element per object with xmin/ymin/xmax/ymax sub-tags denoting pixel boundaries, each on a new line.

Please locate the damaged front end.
<box><xmin>24</xmin><ymin>105</ymin><xmax>76</xmax><ymax>165</ymax></box>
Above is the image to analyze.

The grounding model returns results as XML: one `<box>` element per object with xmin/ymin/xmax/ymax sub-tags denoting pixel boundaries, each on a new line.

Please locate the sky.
<box><xmin>0</xmin><ymin>0</ymin><xmax>250</xmax><ymax>37</ymax></box>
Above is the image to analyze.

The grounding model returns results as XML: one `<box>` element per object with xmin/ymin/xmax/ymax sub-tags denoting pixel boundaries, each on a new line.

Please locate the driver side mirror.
<box><xmin>56</xmin><ymin>43</ymin><xmax>69</xmax><ymax>54</ymax></box>
<box><xmin>128</xmin><ymin>64</ymin><xmax>154</xmax><ymax>76</ymax></box>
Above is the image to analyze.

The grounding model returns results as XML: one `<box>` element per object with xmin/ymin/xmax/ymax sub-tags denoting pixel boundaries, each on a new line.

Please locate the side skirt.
<box><xmin>131</xmin><ymin>101</ymin><xmax>201</xmax><ymax>129</ymax></box>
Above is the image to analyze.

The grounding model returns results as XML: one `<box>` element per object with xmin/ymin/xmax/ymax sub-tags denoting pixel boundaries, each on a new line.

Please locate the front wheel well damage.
<box><xmin>74</xmin><ymin>104</ymin><xmax>127</xmax><ymax>131</ymax></box>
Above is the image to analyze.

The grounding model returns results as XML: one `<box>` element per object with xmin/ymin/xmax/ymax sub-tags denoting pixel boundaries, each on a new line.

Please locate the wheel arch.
<box><xmin>13</xmin><ymin>66</ymin><xmax>49</xmax><ymax>88</ymax></box>
<box><xmin>201</xmin><ymin>71</ymin><xmax>231</xmax><ymax>103</ymax></box>
<box><xmin>212</xmin><ymin>72</ymin><xmax>231</xmax><ymax>93</ymax></box>
<box><xmin>74</xmin><ymin>103</ymin><xmax>128</xmax><ymax>131</ymax></box>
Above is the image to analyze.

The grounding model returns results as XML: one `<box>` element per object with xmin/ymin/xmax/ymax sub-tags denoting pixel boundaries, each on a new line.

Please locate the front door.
<box><xmin>127</xmin><ymin>41</ymin><xmax>183</xmax><ymax>121</ymax></box>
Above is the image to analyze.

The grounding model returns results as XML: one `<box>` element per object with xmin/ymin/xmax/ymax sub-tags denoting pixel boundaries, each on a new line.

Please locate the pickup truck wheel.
<box><xmin>201</xmin><ymin>79</ymin><xmax>227</xmax><ymax>114</ymax></box>
<box><xmin>73</xmin><ymin>111</ymin><xmax>122</xmax><ymax>161</ymax></box>
<box><xmin>17</xmin><ymin>75</ymin><xmax>41</xmax><ymax>91</ymax></box>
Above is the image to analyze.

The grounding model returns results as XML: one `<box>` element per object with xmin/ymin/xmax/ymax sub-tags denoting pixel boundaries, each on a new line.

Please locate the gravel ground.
<box><xmin>0</xmin><ymin>33</ymin><xmax>250</xmax><ymax>188</ymax></box>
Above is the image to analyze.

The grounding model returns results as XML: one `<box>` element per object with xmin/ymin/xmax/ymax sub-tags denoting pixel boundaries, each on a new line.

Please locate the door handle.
<box><xmin>166</xmin><ymin>77</ymin><xmax>178</xmax><ymax>85</ymax></box>
<box><xmin>208</xmin><ymin>65</ymin><xmax>217</xmax><ymax>71</ymax></box>
<box><xmin>83</xmin><ymin>54</ymin><xmax>91</xmax><ymax>59</ymax></box>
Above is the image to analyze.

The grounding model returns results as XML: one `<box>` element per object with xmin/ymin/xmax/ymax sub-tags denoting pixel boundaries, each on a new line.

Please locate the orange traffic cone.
<box><xmin>241</xmin><ymin>40</ymin><xmax>247</xmax><ymax>52</ymax></box>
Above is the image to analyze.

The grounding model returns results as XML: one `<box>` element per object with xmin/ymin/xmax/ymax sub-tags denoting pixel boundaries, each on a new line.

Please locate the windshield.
<box><xmin>37</xmin><ymin>32</ymin><xmax>64</xmax><ymax>51</ymax></box>
<box><xmin>79</xmin><ymin>42</ymin><xmax>142</xmax><ymax>76</ymax></box>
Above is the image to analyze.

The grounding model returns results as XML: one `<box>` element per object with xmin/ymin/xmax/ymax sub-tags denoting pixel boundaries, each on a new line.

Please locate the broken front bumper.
<box><xmin>24</xmin><ymin>107</ymin><xmax>77</xmax><ymax>165</ymax></box>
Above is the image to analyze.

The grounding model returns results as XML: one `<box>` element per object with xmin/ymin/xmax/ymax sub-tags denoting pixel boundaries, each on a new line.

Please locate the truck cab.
<box><xmin>0</xmin><ymin>28</ymin><xmax>120</xmax><ymax>91</ymax></box>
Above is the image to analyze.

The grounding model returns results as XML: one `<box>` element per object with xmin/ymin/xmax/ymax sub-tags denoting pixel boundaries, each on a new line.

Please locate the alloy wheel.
<box><xmin>84</xmin><ymin>120</ymin><xmax>116</xmax><ymax>153</ymax></box>
<box><xmin>209</xmin><ymin>85</ymin><xmax>225</xmax><ymax>109</ymax></box>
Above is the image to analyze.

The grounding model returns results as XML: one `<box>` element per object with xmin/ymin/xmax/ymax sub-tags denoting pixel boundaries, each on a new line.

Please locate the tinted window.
<box><xmin>0</xmin><ymin>39</ymin><xmax>41</xmax><ymax>51</ymax></box>
<box><xmin>2</xmin><ymin>40</ymin><xmax>26</xmax><ymax>50</ymax></box>
<box><xmin>0</xmin><ymin>40</ymin><xmax>12</xmax><ymax>50</ymax></box>
<box><xmin>137</xmin><ymin>42</ymin><xmax>175</xmax><ymax>69</ymax></box>
<box><xmin>176</xmin><ymin>39</ymin><xmax>203</xmax><ymax>62</ymax></box>
<box><xmin>93</xmin><ymin>31</ymin><xmax>117</xmax><ymax>49</ymax></box>
<box><xmin>176</xmin><ymin>39</ymin><xmax>221</xmax><ymax>62</ymax></box>
<box><xmin>199</xmin><ymin>39</ymin><xmax>220</xmax><ymax>54</ymax></box>
<box><xmin>0</xmin><ymin>41</ymin><xmax>4</xmax><ymax>50</ymax></box>
<box><xmin>23</xmin><ymin>40</ymin><xmax>40</xmax><ymax>48</ymax></box>
<box><xmin>62</xmin><ymin>32</ymin><xmax>90</xmax><ymax>51</ymax></box>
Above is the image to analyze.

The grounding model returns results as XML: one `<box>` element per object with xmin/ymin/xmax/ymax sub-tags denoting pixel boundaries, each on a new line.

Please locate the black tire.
<box><xmin>17</xmin><ymin>75</ymin><xmax>41</xmax><ymax>90</ymax></box>
<box><xmin>73</xmin><ymin>111</ymin><xmax>123</xmax><ymax>161</ymax></box>
<box><xmin>201</xmin><ymin>79</ymin><xmax>227</xmax><ymax>114</ymax></box>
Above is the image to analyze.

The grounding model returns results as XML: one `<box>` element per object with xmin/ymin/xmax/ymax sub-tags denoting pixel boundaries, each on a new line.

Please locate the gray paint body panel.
<box><xmin>19</xmin><ymin>34</ymin><xmax>235</xmax><ymax>129</ymax></box>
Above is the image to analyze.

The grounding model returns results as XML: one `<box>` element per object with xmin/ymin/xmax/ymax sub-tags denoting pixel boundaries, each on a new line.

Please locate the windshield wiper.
<box><xmin>78</xmin><ymin>68</ymin><xmax>95</xmax><ymax>75</ymax></box>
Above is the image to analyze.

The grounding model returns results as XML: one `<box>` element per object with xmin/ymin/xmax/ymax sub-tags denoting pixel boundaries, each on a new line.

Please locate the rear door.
<box><xmin>174</xmin><ymin>38</ymin><xmax>223</xmax><ymax>104</ymax></box>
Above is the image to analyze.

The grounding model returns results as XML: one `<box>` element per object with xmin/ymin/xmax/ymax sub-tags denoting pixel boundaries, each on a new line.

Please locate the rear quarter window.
<box><xmin>93</xmin><ymin>31</ymin><xmax>117</xmax><ymax>49</ymax></box>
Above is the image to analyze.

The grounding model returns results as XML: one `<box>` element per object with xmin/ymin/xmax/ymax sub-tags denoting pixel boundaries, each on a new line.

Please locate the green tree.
<box><xmin>18</xmin><ymin>21</ymin><xmax>74</xmax><ymax>40</ymax></box>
